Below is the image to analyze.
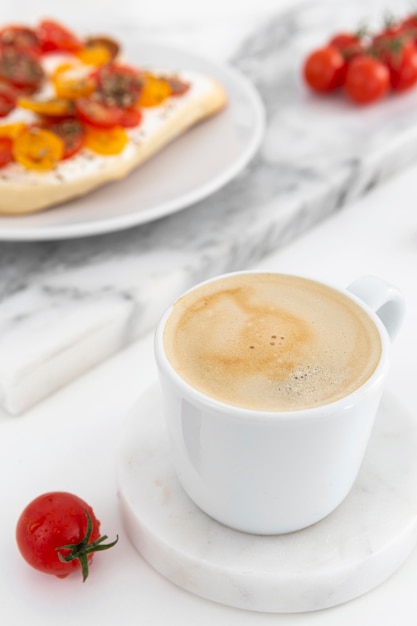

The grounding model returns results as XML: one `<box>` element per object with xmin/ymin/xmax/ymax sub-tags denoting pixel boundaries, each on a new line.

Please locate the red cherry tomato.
<box><xmin>0</xmin><ymin>46</ymin><xmax>44</xmax><ymax>90</ymax></box>
<box><xmin>401</xmin><ymin>14</ymin><xmax>417</xmax><ymax>35</ymax></box>
<box><xmin>344</xmin><ymin>55</ymin><xmax>390</xmax><ymax>104</ymax></box>
<box><xmin>0</xmin><ymin>25</ymin><xmax>42</xmax><ymax>55</ymax></box>
<box><xmin>37</xmin><ymin>19</ymin><xmax>83</xmax><ymax>53</ymax></box>
<box><xmin>328</xmin><ymin>32</ymin><xmax>364</xmax><ymax>59</ymax></box>
<box><xmin>303</xmin><ymin>45</ymin><xmax>346</xmax><ymax>93</ymax></box>
<box><xmin>375</xmin><ymin>38</ymin><xmax>417</xmax><ymax>91</ymax></box>
<box><xmin>0</xmin><ymin>136</ymin><xmax>13</xmax><ymax>167</ymax></box>
<box><xmin>16</xmin><ymin>492</ymin><xmax>118</xmax><ymax>581</ymax></box>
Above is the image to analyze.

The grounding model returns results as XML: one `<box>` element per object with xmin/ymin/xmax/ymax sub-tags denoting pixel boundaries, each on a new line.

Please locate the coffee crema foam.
<box><xmin>163</xmin><ymin>273</ymin><xmax>382</xmax><ymax>411</ymax></box>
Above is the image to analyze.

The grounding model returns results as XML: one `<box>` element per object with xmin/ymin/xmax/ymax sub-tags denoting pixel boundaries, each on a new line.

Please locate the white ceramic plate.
<box><xmin>0</xmin><ymin>41</ymin><xmax>265</xmax><ymax>241</ymax></box>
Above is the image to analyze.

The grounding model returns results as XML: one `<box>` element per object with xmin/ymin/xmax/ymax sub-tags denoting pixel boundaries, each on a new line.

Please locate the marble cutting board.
<box><xmin>2</xmin><ymin>0</ymin><xmax>417</xmax><ymax>414</ymax></box>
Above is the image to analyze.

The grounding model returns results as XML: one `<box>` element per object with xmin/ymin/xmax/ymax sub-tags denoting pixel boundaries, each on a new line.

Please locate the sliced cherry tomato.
<box><xmin>0</xmin><ymin>46</ymin><xmax>44</xmax><ymax>90</ymax></box>
<box><xmin>84</xmin><ymin>124</ymin><xmax>128</xmax><ymax>155</ymax></box>
<box><xmin>95</xmin><ymin>63</ymin><xmax>143</xmax><ymax>108</ymax></box>
<box><xmin>83</xmin><ymin>35</ymin><xmax>120</xmax><ymax>61</ymax></box>
<box><xmin>41</xmin><ymin>117</ymin><xmax>85</xmax><ymax>158</ymax></box>
<box><xmin>76</xmin><ymin>43</ymin><xmax>112</xmax><ymax>67</ymax></box>
<box><xmin>37</xmin><ymin>19</ymin><xmax>82</xmax><ymax>54</ymax></box>
<box><xmin>0</xmin><ymin>25</ymin><xmax>42</xmax><ymax>55</ymax></box>
<box><xmin>13</xmin><ymin>127</ymin><xmax>64</xmax><ymax>171</ymax></box>
<box><xmin>0</xmin><ymin>121</ymin><xmax>26</xmax><ymax>139</ymax></box>
<box><xmin>51</xmin><ymin>63</ymin><xmax>97</xmax><ymax>100</ymax></box>
<box><xmin>0</xmin><ymin>81</ymin><xmax>17</xmax><ymax>116</ymax></box>
<box><xmin>0</xmin><ymin>136</ymin><xmax>13</xmax><ymax>167</ymax></box>
<box><xmin>18</xmin><ymin>96</ymin><xmax>75</xmax><ymax>117</ymax></box>
<box><xmin>303</xmin><ymin>45</ymin><xmax>346</xmax><ymax>93</ymax></box>
<box><xmin>16</xmin><ymin>492</ymin><xmax>118</xmax><ymax>581</ymax></box>
<box><xmin>165</xmin><ymin>75</ymin><xmax>190</xmax><ymax>96</ymax></box>
<box><xmin>117</xmin><ymin>107</ymin><xmax>142</xmax><ymax>128</ymax></box>
<box><xmin>344</xmin><ymin>55</ymin><xmax>390</xmax><ymax>104</ymax></box>
<box><xmin>137</xmin><ymin>73</ymin><xmax>172</xmax><ymax>107</ymax></box>
<box><xmin>75</xmin><ymin>97</ymin><xmax>125</xmax><ymax>128</ymax></box>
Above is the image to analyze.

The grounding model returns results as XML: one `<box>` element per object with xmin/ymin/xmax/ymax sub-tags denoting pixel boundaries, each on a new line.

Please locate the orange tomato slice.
<box><xmin>13</xmin><ymin>128</ymin><xmax>64</xmax><ymax>171</ymax></box>
<box><xmin>0</xmin><ymin>122</ymin><xmax>26</xmax><ymax>139</ymax></box>
<box><xmin>75</xmin><ymin>43</ymin><xmax>111</xmax><ymax>66</ymax></box>
<box><xmin>84</xmin><ymin>124</ymin><xmax>128</xmax><ymax>155</ymax></box>
<box><xmin>137</xmin><ymin>73</ymin><xmax>171</xmax><ymax>107</ymax></box>
<box><xmin>18</xmin><ymin>97</ymin><xmax>75</xmax><ymax>117</ymax></box>
<box><xmin>53</xmin><ymin>73</ymin><xmax>95</xmax><ymax>100</ymax></box>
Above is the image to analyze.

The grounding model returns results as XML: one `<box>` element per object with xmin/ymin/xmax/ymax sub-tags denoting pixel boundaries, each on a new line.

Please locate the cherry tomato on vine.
<box><xmin>303</xmin><ymin>45</ymin><xmax>346</xmax><ymax>93</ymax></box>
<box><xmin>344</xmin><ymin>55</ymin><xmax>390</xmax><ymax>104</ymax></box>
<box><xmin>375</xmin><ymin>38</ymin><xmax>417</xmax><ymax>91</ymax></box>
<box><xmin>16</xmin><ymin>492</ymin><xmax>118</xmax><ymax>581</ymax></box>
<box><xmin>400</xmin><ymin>14</ymin><xmax>417</xmax><ymax>35</ymax></box>
<box><xmin>328</xmin><ymin>32</ymin><xmax>364</xmax><ymax>59</ymax></box>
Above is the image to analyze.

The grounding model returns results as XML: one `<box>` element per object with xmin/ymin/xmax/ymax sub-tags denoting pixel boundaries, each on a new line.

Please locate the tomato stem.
<box><xmin>55</xmin><ymin>510</ymin><xmax>118</xmax><ymax>582</ymax></box>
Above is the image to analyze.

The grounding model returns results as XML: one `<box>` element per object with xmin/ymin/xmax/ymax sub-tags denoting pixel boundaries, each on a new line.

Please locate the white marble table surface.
<box><xmin>2</xmin><ymin>0</ymin><xmax>417</xmax><ymax>413</ymax></box>
<box><xmin>1</xmin><ymin>0</ymin><xmax>417</xmax><ymax>624</ymax></box>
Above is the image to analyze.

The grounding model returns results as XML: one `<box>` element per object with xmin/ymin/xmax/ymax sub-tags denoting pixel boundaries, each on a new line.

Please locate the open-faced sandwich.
<box><xmin>0</xmin><ymin>19</ymin><xmax>227</xmax><ymax>214</ymax></box>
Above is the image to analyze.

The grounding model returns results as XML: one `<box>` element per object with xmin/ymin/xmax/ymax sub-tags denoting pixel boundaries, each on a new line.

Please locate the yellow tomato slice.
<box><xmin>18</xmin><ymin>97</ymin><xmax>75</xmax><ymax>117</ymax></box>
<box><xmin>51</xmin><ymin>62</ymin><xmax>96</xmax><ymax>100</ymax></box>
<box><xmin>53</xmin><ymin>74</ymin><xmax>95</xmax><ymax>100</ymax></box>
<box><xmin>137</xmin><ymin>73</ymin><xmax>171</xmax><ymax>107</ymax></box>
<box><xmin>0</xmin><ymin>122</ymin><xmax>26</xmax><ymax>139</ymax></box>
<box><xmin>13</xmin><ymin>128</ymin><xmax>64</xmax><ymax>171</ymax></box>
<box><xmin>75</xmin><ymin>43</ymin><xmax>111</xmax><ymax>66</ymax></box>
<box><xmin>84</xmin><ymin>125</ymin><xmax>128</xmax><ymax>155</ymax></box>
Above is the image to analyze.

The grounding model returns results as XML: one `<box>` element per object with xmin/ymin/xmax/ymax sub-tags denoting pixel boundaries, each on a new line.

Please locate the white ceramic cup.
<box><xmin>154</xmin><ymin>272</ymin><xmax>405</xmax><ymax>535</ymax></box>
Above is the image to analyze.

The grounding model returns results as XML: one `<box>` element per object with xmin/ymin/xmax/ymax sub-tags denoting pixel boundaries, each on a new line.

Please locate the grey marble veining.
<box><xmin>2</xmin><ymin>0</ymin><xmax>417</xmax><ymax>413</ymax></box>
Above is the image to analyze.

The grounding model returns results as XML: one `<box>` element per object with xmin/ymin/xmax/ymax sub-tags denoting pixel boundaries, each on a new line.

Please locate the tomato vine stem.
<box><xmin>55</xmin><ymin>509</ymin><xmax>118</xmax><ymax>582</ymax></box>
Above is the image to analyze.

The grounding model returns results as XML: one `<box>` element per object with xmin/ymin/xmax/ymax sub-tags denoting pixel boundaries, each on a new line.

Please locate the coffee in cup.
<box><xmin>155</xmin><ymin>272</ymin><xmax>405</xmax><ymax>534</ymax></box>
<box><xmin>163</xmin><ymin>273</ymin><xmax>382</xmax><ymax>412</ymax></box>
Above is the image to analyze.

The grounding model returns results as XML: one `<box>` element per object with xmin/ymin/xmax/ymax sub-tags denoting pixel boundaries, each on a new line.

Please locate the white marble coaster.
<box><xmin>116</xmin><ymin>384</ymin><xmax>417</xmax><ymax>613</ymax></box>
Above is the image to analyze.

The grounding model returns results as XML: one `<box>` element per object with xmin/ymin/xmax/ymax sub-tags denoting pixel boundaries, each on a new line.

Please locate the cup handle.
<box><xmin>347</xmin><ymin>275</ymin><xmax>405</xmax><ymax>341</ymax></box>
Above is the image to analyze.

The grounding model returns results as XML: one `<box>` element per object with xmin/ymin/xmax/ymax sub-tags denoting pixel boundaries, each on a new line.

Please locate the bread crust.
<box><xmin>0</xmin><ymin>78</ymin><xmax>227</xmax><ymax>215</ymax></box>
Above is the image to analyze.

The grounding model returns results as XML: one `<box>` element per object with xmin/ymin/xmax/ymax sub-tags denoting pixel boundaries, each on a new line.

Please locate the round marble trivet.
<box><xmin>116</xmin><ymin>383</ymin><xmax>417</xmax><ymax>613</ymax></box>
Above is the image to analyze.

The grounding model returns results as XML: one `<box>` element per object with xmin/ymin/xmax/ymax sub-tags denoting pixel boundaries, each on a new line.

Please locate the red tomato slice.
<box><xmin>165</xmin><ymin>75</ymin><xmax>190</xmax><ymax>96</ymax></box>
<box><xmin>95</xmin><ymin>63</ymin><xmax>143</xmax><ymax>107</ymax></box>
<box><xmin>0</xmin><ymin>25</ymin><xmax>42</xmax><ymax>55</ymax></box>
<box><xmin>40</xmin><ymin>118</ymin><xmax>85</xmax><ymax>159</ymax></box>
<box><xmin>75</xmin><ymin>97</ymin><xmax>124</xmax><ymax>128</ymax></box>
<box><xmin>118</xmin><ymin>107</ymin><xmax>142</xmax><ymax>128</ymax></box>
<box><xmin>0</xmin><ymin>46</ymin><xmax>44</xmax><ymax>90</ymax></box>
<box><xmin>0</xmin><ymin>136</ymin><xmax>13</xmax><ymax>167</ymax></box>
<box><xmin>37</xmin><ymin>19</ymin><xmax>83</xmax><ymax>53</ymax></box>
<box><xmin>0</xmin><ymin>81</ymin><xmax>17</xmax><ymax>116</ymax></box>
